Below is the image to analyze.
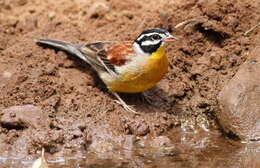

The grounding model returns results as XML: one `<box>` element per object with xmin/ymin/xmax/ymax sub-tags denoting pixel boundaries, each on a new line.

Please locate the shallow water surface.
<box><xmin>0</xmin><ymin>128</ymin><xmax>259</xmax><ymax>168</ymax></box>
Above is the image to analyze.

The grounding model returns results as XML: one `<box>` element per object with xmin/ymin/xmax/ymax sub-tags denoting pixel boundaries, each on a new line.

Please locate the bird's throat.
<box><xmin>150</xmin><ymin>45</ymin><xmax>166</xmax><ymax>59</ymax></box>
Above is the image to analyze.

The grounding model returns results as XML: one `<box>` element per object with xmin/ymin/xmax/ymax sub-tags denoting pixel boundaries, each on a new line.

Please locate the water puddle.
<box><xmin>0</xmin><ymin>128</ymin><xmax>259</xmax><ymax>168</ymax></box>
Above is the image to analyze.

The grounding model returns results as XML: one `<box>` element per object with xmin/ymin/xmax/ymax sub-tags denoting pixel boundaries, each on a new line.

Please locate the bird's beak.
<box><xmin>163</xmin><ymin>35</ymin><xmax>179</xmax><ymax>42</ymax></box>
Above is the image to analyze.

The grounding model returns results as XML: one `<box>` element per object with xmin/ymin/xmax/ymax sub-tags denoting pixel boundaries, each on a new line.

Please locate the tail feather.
<box><xmin>35</xmin><ymin>38</ymin><xmax>89</xmax><ymax>63</ymax></box>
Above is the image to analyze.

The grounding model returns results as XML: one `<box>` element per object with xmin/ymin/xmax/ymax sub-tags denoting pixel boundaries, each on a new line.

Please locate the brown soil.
<box><xmin>0</xmin><ymin>0</ymin><xmax>259</xmax><ymax>164</ymax></box>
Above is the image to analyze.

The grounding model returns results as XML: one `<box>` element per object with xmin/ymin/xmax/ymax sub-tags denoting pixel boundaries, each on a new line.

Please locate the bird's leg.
<box><xmin>111</xmin><ymin>92</ymin><xmax>138</xmax><ymax>113</ymax></box>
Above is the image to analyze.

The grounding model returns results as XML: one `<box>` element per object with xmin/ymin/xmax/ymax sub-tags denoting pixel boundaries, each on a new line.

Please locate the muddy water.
<box><xmin>1</xmin><ymin>129</ymin><xmax>259</xmax><ymax>168</ymax></box>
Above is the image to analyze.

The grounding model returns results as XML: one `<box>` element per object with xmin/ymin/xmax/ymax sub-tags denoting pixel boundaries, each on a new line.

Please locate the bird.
<box><xmin>36</xmin><ymin>28</ymin><xmax>178</xmax><ymax>113</ymax></box>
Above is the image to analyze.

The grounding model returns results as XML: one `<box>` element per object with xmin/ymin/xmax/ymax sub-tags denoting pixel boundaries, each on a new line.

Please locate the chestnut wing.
<box><xmin>80</xmin><ymin>41</ymin><xmax>134</xmax><ymax>75</ymax></box>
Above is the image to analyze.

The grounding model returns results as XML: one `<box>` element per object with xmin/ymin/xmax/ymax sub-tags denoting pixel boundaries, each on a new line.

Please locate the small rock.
<box><xmin>150</xmin><ymin>136</ymin><xmax>172</xmax><ymax>148</ymax></box>
<box><xmin>84</xmin><ymin>125</ymin><xmax>122</xmax><ymax>156</ymax></box>
<box><xmin>2</xmin><ymin>71</ymin><xmax>12</xmax><ymax>78</ymax></box>
<box><xmin>88</xmin><ymin>2</ymin><xmax>109</xmax><ymax>19</ymax></box>
<box><xmin>48</xmin><ymin>12</ymin><xmax>56</xmax><ymax>20</ymax></box>
<box><xmin>75</xmin><ymin>121</ymin><xmax>86</xmax><ymax>131</ymax></box>
<box><xmin>72</xmin><ymin>129</ymin><xmax>82</xmax><ymax>138</ymax></box>
<box><xmin>218</xmin><ymin>47</ymin><xmax>260</xmax><ymax>141</ymax></box>
<box><xmin>44</xmin><ymin>63</ymin><xmax>57</xmax><ymax>75</ymax></box>
<box><xmin>128</xmin><ymin>120</ymin><xmax>150</xmax><ymax>136</ymax></box>
<box><xmin>0</xmin><ymin>105</ymin><xmax>49</xmax><ymax>130</ymax></box>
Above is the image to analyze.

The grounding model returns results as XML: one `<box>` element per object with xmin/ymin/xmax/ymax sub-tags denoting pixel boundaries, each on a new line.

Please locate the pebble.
<box><xmin>48</xmin><ymin>12</ymin><xmax>56</xmax><ymax>20</ymax></box>
<box><xmin>0</xmin><ymin>105</ymin><xmax>49</xmax><ymax>129</ymax></box>
<box><xmin>88</xmin><ymin>2</ymin><xmax>110</xmax><ymax>19</ymax></box>
<box><xmin>2</xmin><ymin>71</ymin><xmax>12</xmax><ymax>78</ymax></box>
<box><xmin>128</xmin><ymin>120</ymin><xmax>150</xmax><ymax>136</ymax></box>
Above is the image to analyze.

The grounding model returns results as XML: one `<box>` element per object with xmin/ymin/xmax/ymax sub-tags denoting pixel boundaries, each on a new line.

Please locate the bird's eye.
<box><xmin>151</xmin><ymin>34</ymin><xmax>161</xmax><ymax>40</ymax></box>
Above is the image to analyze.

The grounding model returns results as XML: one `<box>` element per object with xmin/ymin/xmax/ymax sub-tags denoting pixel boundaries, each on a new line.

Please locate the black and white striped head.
<box><xmin>133</xmin><ymin>28</ymin><xmax>177</xmax><ymax>55</ymax></box>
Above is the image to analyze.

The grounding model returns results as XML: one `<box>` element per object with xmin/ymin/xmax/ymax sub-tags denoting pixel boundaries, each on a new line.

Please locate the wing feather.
<box><xmin>36</xmin><ymin>39</ymin><xmax>134</xmax><ymax>77</ymax></box>
<box><xmin>79</xmin><ymin>41</ymin><xmax>134</xmax><ymax>75</ymax></box>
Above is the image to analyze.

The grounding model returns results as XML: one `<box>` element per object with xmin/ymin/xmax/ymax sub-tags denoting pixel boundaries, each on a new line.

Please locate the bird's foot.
<box><xmin>114</xmin><ymin>100</ymin><xmax>137</xmax><ymax>113</ymax></box>
<box><xmin>111</xmin><ymin>92</ymin><xmax>138</xmax><ymax>113</ymax></box>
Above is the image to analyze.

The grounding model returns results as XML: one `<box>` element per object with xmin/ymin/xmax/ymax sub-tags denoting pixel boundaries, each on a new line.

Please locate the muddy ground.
<box><xmin>0</xmin><ymin>0</ymin><xmax>259</xmax><ymax>166</ymax></box>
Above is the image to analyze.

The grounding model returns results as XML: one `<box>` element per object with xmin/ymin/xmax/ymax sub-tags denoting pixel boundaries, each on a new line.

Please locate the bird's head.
<box><xmin>133</xmin><ymin>28</ymin><xmax>178</xmax><ymax>55</ymax></box>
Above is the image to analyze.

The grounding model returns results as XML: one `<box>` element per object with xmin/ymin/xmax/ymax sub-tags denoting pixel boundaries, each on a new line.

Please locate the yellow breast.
<box><xmin>106</xmin><ymin>46</ymin><xmax>168</xmax><ymax>93</ymax></box>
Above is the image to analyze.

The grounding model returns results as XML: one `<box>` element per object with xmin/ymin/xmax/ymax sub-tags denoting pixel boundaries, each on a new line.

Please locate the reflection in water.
<box><xmin>0</xmin><ymin>128</ymin><xmax>259</xmax><ymax>168</ymax></box>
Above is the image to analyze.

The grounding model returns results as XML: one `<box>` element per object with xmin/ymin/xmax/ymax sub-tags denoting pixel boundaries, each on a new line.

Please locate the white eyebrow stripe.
<box><xmin>137</xmin><ymin>32</ymin><xmax>165</xmax><ymax>41</ymax></box>
<box><xmin>141</xmin><ymin>40</ymin><xmax>161</xmax><ymax>46</ymax></box>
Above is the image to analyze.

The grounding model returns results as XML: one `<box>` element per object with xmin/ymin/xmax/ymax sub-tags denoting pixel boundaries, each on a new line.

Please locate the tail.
<box><xmin>35</xmin><ymin>38</ymin><xmax>89</xmax><ymax>63</ymax></box>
